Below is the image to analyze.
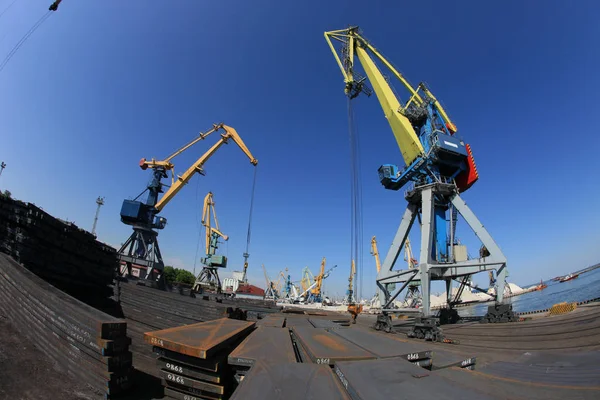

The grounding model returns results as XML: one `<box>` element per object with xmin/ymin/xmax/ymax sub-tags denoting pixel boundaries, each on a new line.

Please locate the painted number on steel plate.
<box><xmin>461</xmin><ymin>358</ymin><xmax>473</xmax><ymax>367</ymax></box>
<box><xmin>167</xmin><ymin>373</ymin><xmax>185</xmax><ymax>385</ymax></box>
<box><xmin>166</xmin><ymin>363</ymin><xmax>183</xmax><ymax>373</ymax></box>
<box><xmin>150</xmin><ymin>337</ymin><xmax>164</xmax><ymax>347</ymax></box>
<box><xmin>316</xmin><ymin>358</ymin><xmax>330</xmax><ymax>365</ymax></box>
<box><xmin>183</xmin><ymin>395</ymin><xmax>198</xmax><ymax>400</ymax></box>
<box><xmin>406</xmin><ymin>353</ymin><xmax>420</xmax><ymax>361</ymax></box>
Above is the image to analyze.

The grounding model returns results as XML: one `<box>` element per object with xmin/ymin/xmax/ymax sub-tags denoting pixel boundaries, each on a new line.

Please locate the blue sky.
<box><xmin>1</xmin><ymin>0</ymin><xmax>599</xmax><ymax>299</ymax></box>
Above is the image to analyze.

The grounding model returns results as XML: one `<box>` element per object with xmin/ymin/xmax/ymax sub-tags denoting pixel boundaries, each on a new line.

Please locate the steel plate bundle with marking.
<box><xmin>144</xmin><ymin>318</ymin><xmax>255</xmax><ymax>399</ymax></box>
<box><xmin>0</xmin><ymin>254</ymin><xmax>132</xmax><ymax>399</ymax></box>
<box><xmin>0</xmin><ymin>196</ymin><xmax>118</xmax><ymax>306</ymax></box>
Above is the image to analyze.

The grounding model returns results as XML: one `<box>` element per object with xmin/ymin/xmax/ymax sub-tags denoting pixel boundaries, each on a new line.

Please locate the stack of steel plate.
<box><xmin>144</xmin><ymin>318</ymin><xmax>255</xmax><ymax>399</ymax></box>
<box><xmin>0</xmin><ymin>196</ymin><xmax>118</xmax><ymax>306</ymax></box>
<box><xmin>228</xmin><ymin>326</ymin><xmax>297</xmax><ymax>383</ymax></box>
<box><xmin>0</xmin><ymin>253</ymin><xmax>132</xmax><ymax>399</ymax></box>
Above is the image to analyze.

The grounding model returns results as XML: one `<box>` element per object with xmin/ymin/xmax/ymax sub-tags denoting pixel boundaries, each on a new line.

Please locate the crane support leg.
<box><xmin>118</xmin><ymin>227</ymin><xmax>165</xmax><ymax>288</ymax></box>
<box><xmin>193</xmin><ymin>267</ymin><xmax>222</xmax><ymax>294</ymax></box>
<box><xmin>375</xmin><ymin>182</ymin><xmax>515</xmax><ymax>339</ymax></box>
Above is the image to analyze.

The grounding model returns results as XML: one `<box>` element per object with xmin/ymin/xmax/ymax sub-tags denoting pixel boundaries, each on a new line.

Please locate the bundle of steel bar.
<box><xmin>0</xmin><ymin>196</ymin><xmax>117</xmax><ymax>307</ymax></box>
<box><xmin>0</xmin><ymin>253</ymin><xmax>132</xmax><ymax>399</ymax></box>
<box><xmin>144</xmin><ymin>318</ymin><xmax>255</xmax><ymax>399</ymax></box>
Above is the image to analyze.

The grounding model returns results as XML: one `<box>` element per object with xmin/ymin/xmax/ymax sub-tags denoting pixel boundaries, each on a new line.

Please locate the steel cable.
<box><xmin>0</xmin><ymin>10</ymin><xmax>52</xmax><ymax>73</ymax></box>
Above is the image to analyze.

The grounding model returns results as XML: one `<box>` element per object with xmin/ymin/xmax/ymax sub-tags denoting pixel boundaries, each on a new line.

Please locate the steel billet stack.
<box><xmin>0</xmin><ymin>254</ymin><xmax>132</xmax><ymax>399</ymax></box>
<box><xmin>144</xmin><ymin>318</ymin><xmax>255</xmax><ymax>399</ymax></box>
<box><xmin>0</xmin><ymin>196</ymin><xmax>118</xmax><ymax>307</ymax></box>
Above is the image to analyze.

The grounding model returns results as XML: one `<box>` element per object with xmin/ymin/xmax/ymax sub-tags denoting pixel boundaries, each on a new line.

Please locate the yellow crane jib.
<box><xmin>324</xmin><ymin>28</ymin><xmax>457</xmax><ymax>168</ymax></box>
<box><xmin>138</xmin><ymin>123</ymin><xmax>258</xmax><ymax>212</ymax></box>
<box><xmin>370</xmin><ymin>236</ymin><xmax>381</xmax><ymax>273</ymax></box>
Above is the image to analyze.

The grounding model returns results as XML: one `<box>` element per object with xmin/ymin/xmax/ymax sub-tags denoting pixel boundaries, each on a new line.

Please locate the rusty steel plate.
<box><xmin>228</xmin><ymin>326</ymin><xmax>296</xmax><ymax>367</ymax></box>
<box><xmin>144</xmin><ymin>318</ymin><xmax>255</xmax><ymax>359</ymax></box>
<box><xmin>157</xmin><ymin>357</ymin><xmax>222</xmax><ymax>383</ymax></box>
<box><xmin>160</xmin><ymin>370</ymin><xmax>224</xmax><ymax>395</ymax></box>
<box><xmin>309</xmin><ymin>318</ymin><xmax>346</xmax><ymax>329</ymax></box>
<box><xmin>292</xmin><ymin>327</ymin><xmax>376</xmax><ymax>366</ymax></box>
<box><xmin>230</xmin><ymin>362</ymin><xmax>350</xmax><ymax>400</ymax></box>
<box><xmin>334</xmin><ymin>358</ymin><xmax>501</xmax><ymax>400</ymax></box>
<box><xmin>284</xmin><ymin>317</ymin><xmax>314</xmax><ymax>328</ymax></box>
<box><xmin>256</xmin><ymin>315</ymin><xmax>286</xmax><ymax>328</ymax></box>
<box><xmin>331</xmin><ymin>327</ymin><xmax>432</xmax><ymax>361</ymax></box>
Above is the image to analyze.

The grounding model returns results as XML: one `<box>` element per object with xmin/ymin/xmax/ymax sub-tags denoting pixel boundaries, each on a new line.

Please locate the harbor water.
<box><xmin>458</xmin><ymin>267</ymin><xmax>600</xmax><ymax>316</ymax></box>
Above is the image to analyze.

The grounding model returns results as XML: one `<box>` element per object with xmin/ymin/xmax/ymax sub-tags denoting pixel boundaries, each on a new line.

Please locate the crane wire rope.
<box><xmin>0</xmin><ymin>0</ymin><xmax>19</xmax><ymax>21</ymax></box>
<box><xmin>347</xmin><ymin>98</ymin><xmax>364</xmax><ymax>302</ymax></box>
<box><xmin>0</xmin><ymin>9</ymin><xmax>53</xmax><ymax>73</ymax></box>
<box><xmin>244</xmin><ymin>166</ymin><xmax>258</xmax><ymax>271</ymax></box>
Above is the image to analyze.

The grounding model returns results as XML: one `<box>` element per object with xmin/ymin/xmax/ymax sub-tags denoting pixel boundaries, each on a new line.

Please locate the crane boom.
<box><xmin>148</xmin><ymin>124</ymin><xmax>257</xmax><ymax>211</ymax></box>
<box><xmin>370</xmin><ymin>236</ymin><xmax>381</xmax><ymax>273</ymax></box>
<box><xmin>324</xmin><ymin>27</ymin><xmax>478</xmax><ymax>193</ymax></box>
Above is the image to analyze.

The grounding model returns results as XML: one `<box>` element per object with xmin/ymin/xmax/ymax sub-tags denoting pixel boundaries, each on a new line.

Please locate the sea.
<box><xmin>458</xmin><ymin>267</ymin><xmax>600</xmax><ymax>316</ymax></box>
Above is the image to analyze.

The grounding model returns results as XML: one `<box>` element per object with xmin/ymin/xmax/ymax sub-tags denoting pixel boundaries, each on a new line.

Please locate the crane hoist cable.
<box><xmin>0</xmin><ymin>0</ymin><xmax>19</xmax><ymax>21</ymax></box>
<box><xmin>0</xmin><ymin>1</ymin><xmax>61</xmax><ymax>73</ymax></box>
<box><xmin>347</xmin><ymin>98</ymin><xmax>364</xmax><ymax>302</ymax></box>
<box><xmin>241</xmin><ymin>166</ymin><xmax>258</xmax><ymax>282</ymax></box>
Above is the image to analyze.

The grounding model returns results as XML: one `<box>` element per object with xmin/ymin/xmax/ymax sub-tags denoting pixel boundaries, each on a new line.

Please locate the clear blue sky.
<box><xmin>1</xmin><ymin>0</ymin><xmax>599</xmax><ymax>299</ymax></box>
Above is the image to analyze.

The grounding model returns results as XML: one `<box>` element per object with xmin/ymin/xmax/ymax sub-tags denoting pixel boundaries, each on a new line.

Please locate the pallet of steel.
<box><xmin>332</xmin><ymin>358</ymin><xmax>501</xmax><ymax>400</ymax></box>
<box><xmin>0</xmin><ymin>196</ymin><xmax>117</xmax><ymax>306</ymax></box>
<box><xmin>228</xmin><ymin>326</ymin><xmax>297</xmax><ymax>383</ymax></box>
<box><xmin>0</xmin><ymin>254</ymin><xmax>132</xmax><ymax>399</ymax></box>
<box><xmin>144</xmin><ymin>318</ymin><xmax>255</xmax><ymax>399</ymax></box>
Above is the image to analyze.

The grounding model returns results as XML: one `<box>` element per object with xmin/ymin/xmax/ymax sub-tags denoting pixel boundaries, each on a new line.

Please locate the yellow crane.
<box><xmin>370</xmin><ymin>236</ymin><xmax>381</xmax><ymax>273</ymax></box>
<box><xmin>119</xmin><ymin>123</ymin><xmax>257</xmax><ymax>285</ymax></box>
<box><xmin>193</xmin><ymin>192</ymin><xmax>229</xmax><ymax>292</ymax></box>
<box><xmin>310</xmin><ymin>257</ymin><xmax>327</xmax><ymax>301</ymax></box>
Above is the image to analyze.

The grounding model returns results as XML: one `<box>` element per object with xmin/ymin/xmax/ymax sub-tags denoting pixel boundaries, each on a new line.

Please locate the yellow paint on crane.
<box><xmin>355</xmin><ymin>46</ymin><xmax>424</xmax><ymax>166</ymax></box>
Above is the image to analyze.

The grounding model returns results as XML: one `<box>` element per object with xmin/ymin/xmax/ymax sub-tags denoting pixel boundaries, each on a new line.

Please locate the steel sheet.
<box><xmin>334</xmin><ymin>358</ymin><xmax>501</xmax><ymax>400</ymax></box>
<box><xmin>230</xmin><ymin>362</ymin><xmax>350</xmax><ymax>400</ymax></box>
<box><xmin>144</xmin><ymin>318</ymin><xmax>255</xmax><ymax>359</ymax></box>
<box><xmin>331</xmin><ymin>326</ymin><xmax>432</xmax><ymax>360</ymax></box>
<box><xmin>228</xmin><ymin>326</ymin><xmax>296</xmax><ymax>367</ymax></box>
<box><xmin>292</xmin><ymin>327</ymin><xmax>376</xmax><ymax>365</ymax></box>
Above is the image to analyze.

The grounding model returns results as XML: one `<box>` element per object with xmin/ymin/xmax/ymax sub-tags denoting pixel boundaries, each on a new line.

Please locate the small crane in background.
<box><xmin>193</xmin><ymin>192</ymin><xmax>228</xmax><ymax>293</ymax></box>
<box><xmin>91</xmin><ymin>196</ymin><xmax>104</xmax><ymax>237</ymax></box>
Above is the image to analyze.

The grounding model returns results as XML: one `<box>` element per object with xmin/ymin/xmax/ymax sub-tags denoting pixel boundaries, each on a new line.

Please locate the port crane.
<box><xmin>118</xmin><ymin>123</ymin><xmax>258</xmax><ymax>287</ymax></box>
<box><xmin>325</xmin><ymin>27</ymin><xmax>514</xmax><ymax>339</ymax></box>
<box><xmin>192</xmin><ymin>192</ymin><xmax>228</xmax><ymax>292</ymax></box>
